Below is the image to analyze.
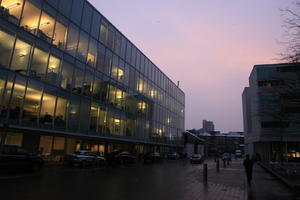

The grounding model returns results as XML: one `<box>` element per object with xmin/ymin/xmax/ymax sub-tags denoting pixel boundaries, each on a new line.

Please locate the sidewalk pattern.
<box><xmin>182</xmin><ymin>159</ymin><xmax>246</xmax><ymax>200</ymax></box>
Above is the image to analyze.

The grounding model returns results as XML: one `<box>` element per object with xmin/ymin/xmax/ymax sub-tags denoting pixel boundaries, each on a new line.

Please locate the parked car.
<box><xmin>190</xmin><ymin>154</ymin><xmax>204</xmax><ymax>164</ymax></box>
<box><xmin>143</xmin><ymin>152</ymin><xmax>162</xmax><ymax>163</ymax></box>
<box><xmin>167</xmin><ymin>152</ymin><xmax>180</xmax><ymax>160</ymax></box>
<box><xmin>0</xmin><ymin>145</ymin><xmax>44</xmax><ymax>173</ymax></box>
<box><xmin>113</xmin><ymin>152</ymin><xmax>136</xmax><ymax>164</ymax></box>
<box><xmin>64</xmin><ymin>150</ymin><xmax>105</xmax><ymax>167</ymax></box>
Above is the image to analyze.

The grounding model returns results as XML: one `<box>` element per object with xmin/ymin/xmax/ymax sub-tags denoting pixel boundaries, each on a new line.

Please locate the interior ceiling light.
<box><xmin>6</xmin><ymin>3</ymin><xmax>21</xmax><ymax>9</ymax></box>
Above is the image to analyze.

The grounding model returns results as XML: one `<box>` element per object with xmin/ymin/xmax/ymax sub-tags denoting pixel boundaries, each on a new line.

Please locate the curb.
<box><xmin>258</xmin><ymin>162</ymin><xmax>300</xmax><ymax>192</ymax></box>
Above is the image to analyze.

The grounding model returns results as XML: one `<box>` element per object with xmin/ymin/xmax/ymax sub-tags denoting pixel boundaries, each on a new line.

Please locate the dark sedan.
<box><xmin>0</xmin><ymin>145</ymin><xmax>44</xmax><ymax>173</ymax></box>
<box><xmin>64</xmin><ymin>150</ymin><xmax>106</xmax><ymax>167</ymax></box>
<box><xmin>143</xmin><ymin>152</ymin><xmax>162</xmax><ymax>163</ymax></box>
<box><xmin>113</xmin><ymin>152</ymin><xmax>136</xmax><ymax>164</ymax></box>
<box><xmin>190</xmin><ymin>154</ymin><xmax>204</xmax><ymax>164</ymax></box>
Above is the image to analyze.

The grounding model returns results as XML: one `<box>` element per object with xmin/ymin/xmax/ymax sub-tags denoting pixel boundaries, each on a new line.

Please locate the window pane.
<box><xmin>22</xmin><ymin>80</ymin><xmax>43</xmax><ymax>126</ymax></box>
<box><xmin>5</xmin><ymin>133</ymin><xmax>23</xmax><ymax>146</ymax></box>
<box><xmin>83</xmin><ymin>70</ymin><xmax>93</xmax><ymax>96</ymax></box>
<box><xmin>53</xmin><ymin>19</ymin><xmax>68</xmax><ymax>49</ymax></box>
<box><xmin>111</xmin><ymin>55</ymin><xmax>118</xmax><ymax>80</ymax></box>
<box><xmin>76</xmin><ymin>31</ymin><xmax>89</xmax><ymax>62</ymax></box>
<box><xmin>66</xmin><ymin>24</ymin><xmax>79</xmax><ymax>56</ymax></box>
<box><xmin>20</xmin><ymin>1</ymin><xmax>41</xmax><ymax>35</ymax></box>
<box><xmin>87</xmin><ymin>39</ymin><xmax>97</xmax><ymax>67</ymax></box>
<box><xmin>40</xmin><ymin>92</ymin><xmax>56</xmax><ymax>126</ymax></box>
<box><xmin>81</xmin><ymin>2</ymin><xmax>92</xmax><ymax>32</ymax></box>
<box><xmin>91</xmin><ymin>11</ymin><xmax>101</xmax><ymax>39</ymax></box>
<box><xmin>38</xmin><ymin>11</ymin><xmax>55</xmax><ymax>43</ymax></box>
<box><xmin>70</xmin><ymin>0</ymin><xmax>83</xmax><ymax>25</ymax></box>
<box><xmin>58</xmin><ymin>0</ymin><xmax>72</xmax><ymax>18</ymax></box>
<box><xmin>39</xmin><ymin>135</ymin><xmax>53</xmax><ymax>157</ymax></box>
<box><xmin>8</xmin><ymin>75</ymin><xmax>25</xmax><ymax>123</ymax></box>
<box><xmin>104</xmin><ymin>49</ymin><xmax>112</xmax><ymax>75</ymax></box>
<box><xmin>0</xmin><ymin>29</ymin><xmax>15</xmax><ymax>68</ymax></box>
<box><xmin>120</xmin><ymin>36</ymin><xmax>126</xmax><ymax>59</ymax></box>
<box><xmin>114</xmin><ymin>32</ymin><xmax>121</xmax><ymax>56</ymax></box>
<box><xmin>92</xmin><ymin>76</ymin><xmax>102</xmax><ymax>100</ymax></box>
<box><xmin>96</xmin><ymin>43</ymin><xmax>105</xmax><ymax>72</ymax></box>
<box><xmin>125</xmin><ymin>41</ymin><xmax>131</xmax><ymax>64</ymax></box>
<box><xmin>46</xmin><ymin>54</ymin><xmax>60</xmax><ymax>84</ymax></box>
<box><xmin>10</xmin><ymin>39</ymin><xmax>32</xmax><ymax>74</ymax></box>
<box><xmin>72</xmin><ymin>67</ymin><xmax>84</xmax><ymax>94</ymax></box>
<box><xmin>107</xmin><ymin>26</ymin><xmax>114</xmax><ymax>50</ymax></box>
<box><xmin>0</xmin><ymin>73</ymin><xmax>13</xmax><ymax>121</ymax></box>
<box><xmin>98</xmin><ymin>107</ymin><xmax>106</xmax><ymax>135</ymax></box>
<box><xmin>54</xmin><ymin>97</ymin><xmax>67</xmax><ymax>129</ymax></box>
<box><xmin>67</xmin><ymin>95</ymin><xmax>80</xmax><ymax>131</ymax></box>
<box><xmin>99</xmin><ymin>21</ymin><xmax>108</xmax><ymax>45</ymax></box>
<box><xmin>89</xmin><ymin>105</ymin><xmax>98</xmax><ymax>132</ymax></box>
<box><xmin>60</xmin><ymin>60</ymin><xmax>73</xmax><ymax>90</ymax></box>
<box><xmin>79</xmin><ymin>98</ymin><xmax>90</xmax><ymax>132</ymax></box>
<box><xmin>30</xmin><ymin>47</ymin><xmax>49</xmax><ymax>79</ymax></box>
<box><xmin>1</xmin><ymin>0</ymin><xmax>23</xmax><ymax>24</ymax></box>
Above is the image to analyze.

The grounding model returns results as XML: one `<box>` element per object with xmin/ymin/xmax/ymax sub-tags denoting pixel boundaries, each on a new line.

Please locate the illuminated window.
<box><xmin>53</xmin><ymin>137</ymin><xmax>65</xmax><ymax>150</ymax></box>
<box><xmin>87</xmin><ymin>39</ymin><xmax>97</xmax><ymax>67</ymax></box>
<box><xmin>46</xmin><ymin>55</ymin><xmax>60</xmax><ymax>84</ymax></box>
<box><xmin>22</xmin><ymin>80</ymin><xmax>42</xmax><ymax>125</ymax></box>
<box><xmin>30</xmin><ymin>48</ymin><xmax>49</xmax><ymax>79</ymax></box>
<box><xmin>5</xmin><ymin>132</ymin><xmax>23</xmax><ymax>146</ymax></box>
<box><xmin>0</xmin><ymin>30</ymin><xmax>15</xmax><ymax>68</ymax></box>
<box><xmin>90</xmin><ymin>105</ymin><xmax>99</xmax><ymax>132</ymax></box>
<box><xmin>39</xmin><ymin>135</ymin><xmax>53</xmax><ymax>156</ymax></box>
<box><xmin>54</xmin><ymin>97</ymin><xmax>67</xmax><ymax>128</ymax></box>
<box><xmin>20</xmin><ymin>1</ymin><xmax>41</xmax><ymax>34</ymax></box>
<box><xmin>1</xmin><ymin>0</ymin><xmax>23</xmax><ymax>24</ymax></box>
<box><xmin>9</xmin><ymin>76</ymin><xmax>26</xmax><ymax>122</ymax></box>
<box><xmin>53</xmin><ymin>20</ymin><xmax>67</xmax><ymax>49</ymax></box>
<box><xmin>10</xmin><ymin>39</ymin><xmax>32</xmax><ymax>74</ymax></box>
<box><xmin>137</xmin><ymin>79</ymin><xmax>143</xmax><ymax>92</ymax></box>
<box><xmin>40</xmin><ymin>93</ymin><xmax>56</xmax><ymax>125</ymax></box>
<box><xmin>38</xmin><ymin>11</ymin><xmax>55</xmax><ymax>42</ymax></box>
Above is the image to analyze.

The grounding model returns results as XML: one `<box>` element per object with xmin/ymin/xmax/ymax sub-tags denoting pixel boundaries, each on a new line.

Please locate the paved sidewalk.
<box><xmin>247</xmin><ymin>163</ymin><xmax>297</xmax><ymax>200</ymax></box>
<box><xmin>182</xmin><ymin>159</ymin><xmax>246</xmax><ymax>200</ymax></box>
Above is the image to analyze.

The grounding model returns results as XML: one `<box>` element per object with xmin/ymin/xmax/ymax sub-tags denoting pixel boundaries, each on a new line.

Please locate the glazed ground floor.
<box><xmin>0</xmin><ymin>130</ymin><xmax>182</xmax><ymax>163</ymax></box>
<box><xmin>246</xmin><ymin>141</ymin><xmax>300</xmax><ymax>162</ymax></box>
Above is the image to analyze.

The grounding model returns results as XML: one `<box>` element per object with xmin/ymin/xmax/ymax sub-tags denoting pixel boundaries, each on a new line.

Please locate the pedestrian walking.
<box><xmin>243</xmin><ymin>154</ymin><xmax>254</xmax><ymax>186</ymax></box>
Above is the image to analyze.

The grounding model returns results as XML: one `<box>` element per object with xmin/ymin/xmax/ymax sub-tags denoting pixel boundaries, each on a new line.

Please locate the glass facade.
<box><xmin>0</xmin><ymin>0</ymin><xmax>185</xmax><ymax>158</ymax></box>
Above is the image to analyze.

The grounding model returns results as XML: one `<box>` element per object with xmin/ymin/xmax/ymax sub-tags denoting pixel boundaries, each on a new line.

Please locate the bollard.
<box><xmin>223</xmin><ymin>159</ymin><xmax>226</xmax><ymax>168</ymax></box>
<box><xmin>216</xmin><ymin>159</ymin><xmax>220</xmax><ymax>173</ymax></box>
<box><xmin>203</xmin><ymin>163</ymin><xmax>208</xmax><ymax>185</ymax></box>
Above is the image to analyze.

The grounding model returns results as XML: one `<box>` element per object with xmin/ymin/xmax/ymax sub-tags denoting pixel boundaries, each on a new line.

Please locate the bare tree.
<box><xmin>280</xmin><ymin>2</ymin><xmax>300</xmax><ymax>63</ymax></box>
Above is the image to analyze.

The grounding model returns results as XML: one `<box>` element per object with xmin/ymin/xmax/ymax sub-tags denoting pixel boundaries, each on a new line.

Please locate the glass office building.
<box><xmin>0</xmin><ymin>0</ymin><xmax>185</xmax><ymax>161</ymax></box>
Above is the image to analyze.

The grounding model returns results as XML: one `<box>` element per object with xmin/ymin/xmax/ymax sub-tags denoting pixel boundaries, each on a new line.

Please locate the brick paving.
<box><xmin>182</xmin><ymin>159</ymin><xmax>246</xmax><ymax>200</ymax></box>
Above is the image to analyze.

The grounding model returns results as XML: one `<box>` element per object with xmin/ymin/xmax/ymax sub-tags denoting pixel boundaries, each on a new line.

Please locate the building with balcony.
<box><xmin>0</xmin><ymin>0</ymin><xmax>185</xmax><ymax>161</ymax></box>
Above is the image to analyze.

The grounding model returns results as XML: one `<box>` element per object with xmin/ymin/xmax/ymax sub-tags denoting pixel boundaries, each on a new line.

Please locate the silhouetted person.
<box><xmin>243</xmin><ymin>154</ymin><xmax>254</xmax><ymax>186</ymax></box>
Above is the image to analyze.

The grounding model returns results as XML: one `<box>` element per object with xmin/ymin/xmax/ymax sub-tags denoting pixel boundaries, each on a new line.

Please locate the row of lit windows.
<box><xmin>0</xmin><ymin>0</ymin><xmax>185</xmax><ymax>105</ymax></box>
<box><xmin>0</xmin><ymin>68</ymin><xmax>183</xmax><ymax>141</ymax></box>
<box><xmin>0</xmin><ymin>27</ymin><xmax>184</xmax><ymax>118</ymax></box>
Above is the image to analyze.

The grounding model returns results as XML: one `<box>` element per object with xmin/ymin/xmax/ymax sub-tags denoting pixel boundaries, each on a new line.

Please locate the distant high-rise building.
<box><xmin>242</xmin><ymin>63</ymin><xmax>300</xmax><ymax>162</ymax></box>
<box><xmin>202</xmin><ymin>120</ymin><xmax>215</xmax><ymax>132</ymax></box>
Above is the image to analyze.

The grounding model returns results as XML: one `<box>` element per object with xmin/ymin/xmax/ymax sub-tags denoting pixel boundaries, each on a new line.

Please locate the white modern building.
<box><xmin>242</xmin><ymin>63</ymin><xmax>300</xmax><ymax>162</ymax></box>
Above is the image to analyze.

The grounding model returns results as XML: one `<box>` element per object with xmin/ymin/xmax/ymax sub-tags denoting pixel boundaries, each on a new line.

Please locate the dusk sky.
<box><xmin>89</xmin><ymin>0</ymin><xmax>294</xmax><ymax>132</ymax></box>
